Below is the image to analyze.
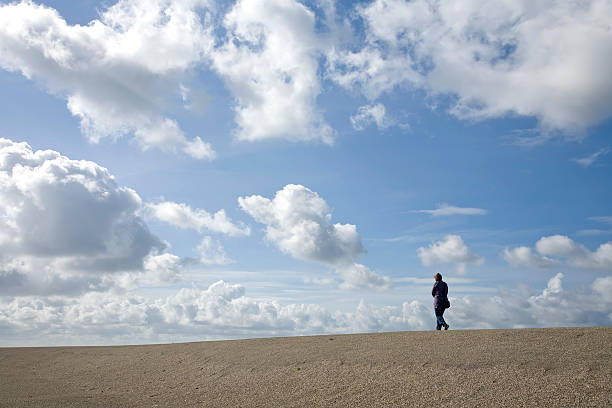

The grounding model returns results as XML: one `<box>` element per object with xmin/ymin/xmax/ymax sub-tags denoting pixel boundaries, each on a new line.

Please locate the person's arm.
<box><xmin>432</xmin><ymin>282</ymin><xmax>437</xmax><ymax>297</ymax></box>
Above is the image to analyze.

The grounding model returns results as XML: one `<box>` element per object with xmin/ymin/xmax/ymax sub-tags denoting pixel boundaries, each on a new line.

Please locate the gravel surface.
<box><xmin>1</xmin><ymin>327</ymin><xmax>610</xmax><ymax>407</ymax></box>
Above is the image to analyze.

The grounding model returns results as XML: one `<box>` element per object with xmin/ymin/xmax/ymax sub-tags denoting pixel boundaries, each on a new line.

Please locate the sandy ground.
<box><xmin>0</xmin><ymin>327</ymin><xmax>610</xmax><ymax>407</ymax></box>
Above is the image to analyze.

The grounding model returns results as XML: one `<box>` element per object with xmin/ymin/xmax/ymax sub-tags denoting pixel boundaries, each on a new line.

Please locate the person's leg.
<box><xmin>439</xmin><ymin>309</ymin><xmax>449</xmax><ymax>330</ymax></box>
<box><xmin>435</xmin><ymin>308</ymin><xmax>445</xmax><ymax>330</ymax></box>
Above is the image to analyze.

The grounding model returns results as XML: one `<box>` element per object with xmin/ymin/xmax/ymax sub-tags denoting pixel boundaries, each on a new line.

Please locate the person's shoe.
<box><xmin>443</xmin><ymin>324</ymin><xmax>449</xmax><ymax>330</ymax></box>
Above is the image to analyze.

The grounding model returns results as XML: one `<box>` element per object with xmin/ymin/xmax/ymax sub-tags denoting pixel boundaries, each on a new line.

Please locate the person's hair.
<box><xmin>434</xmin><ymin>273</ymin><xmax>442</xmax><ymax>281</ymax></box>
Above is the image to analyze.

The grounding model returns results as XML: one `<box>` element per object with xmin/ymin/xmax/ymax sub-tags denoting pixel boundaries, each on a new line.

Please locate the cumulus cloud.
<box><xmin>1</xmin><ymin>274</ymin><xmax>611</xmax><ymax>346</ymax></box>
<box><xmin>350</xmin><ymin>103</ymin><xmax>392</xmax><ymax>131</ymax></box>
<box><xmin>239</xmin><ymin>184</ymin><xmax>391</xmax><ymax>289</ymax></box>
<box><xmin>142</xmin><ymin>253</ymin><xmax>182</xmax><ymax>284</ymax></box>
<box><xmin>197</xmin><ymin>236</ymin><xmax>233</xmax><ymax>266</ymax></box>
<box><xmin>415</xmin><ymin>203</ymin><xmax>487</xmax><ymax>217</ymax></box>
<box><xmin>328</xmin><ymin>0</ymin><xmax>612</xmax><ymax>134</ymax></box>
<box><xmin>3</xmin><ymin>0</ymin><xmax>610</xmax><ymax>152</ymax></box>
<box><xmin>145</xmin><ymin>201</ymin><xmax>250</xmax><ymax>237</ymax></box>
<box><xmin>210</xmin><ymin>0</ymin><xmax>333</xmax><ymax>143</ymax></box>
<box><xmin>0</xmin><ymin>137</ymin><xmax>178</xmax><ymax>295</ymax></box>
<box><xmin>0</xmin><ymin>0</ymin><xmax>337</xmax><ymax>150</ymax></box>
<box><xmin>503</xmin><ymin>235</ymin><xmax>612</xmax><ymax>272</ymax></box>
<box><xmin>337</xmin><ymin>263</ymin><xmax>392</xmax><ymax>290</ymax></box>
<box><xmin>417</xmin><ymin>235</ymin><xmax>484</xmax><ymax>274</ymax></box>
<box><xmin>0</xmin><ymin>0</ymin><xmax>215</xmax><ymax>158</ymax></box>
<box><xmin>502</xmin><ymin>247</ymin><xmax>559</xmax><ymax>269</ymax></box>
<box><xmin>238</xmin><ymin>184</ymin><xmax>363</xmax><ymax>265</ymax></box>
<box><xmin>535</xmin><ymin>235</ymin><xmax>612</xmax><ymax>271</ymax></box>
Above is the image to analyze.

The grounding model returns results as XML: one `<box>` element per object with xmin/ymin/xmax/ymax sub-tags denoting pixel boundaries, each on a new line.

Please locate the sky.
<box><xmin>0</xmin><ymin>0</ymin><xmax>611</xmax><ymax>346</ymax></box>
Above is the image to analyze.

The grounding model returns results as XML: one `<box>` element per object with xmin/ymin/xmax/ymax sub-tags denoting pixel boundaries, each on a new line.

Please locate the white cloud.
<box><xmin>572</xmin><ymin>148</ymin><xmax>610</xmax><ymax>167</ymax></box>
<box><xmin>142</xmin><ymin>253</ymin><xmax>182</xmax><ymax>284</ymax></box>
<box><xmin>3</xmin><ymin>0</ymin><xmax>610</xmax><ymax>151</ymax></box>
<box><xmin>592</xmin><ymin>275</ymin><xmax>612</xmax><ymax>303</ymax></box>
<box><xmin>535</xmin><ymin>235</ymin><xmax>583</xmax><ymax>258</ymax></box>
<box><xmin>502</xmin><ymin>246</ymin><xmax>559</xmax><ymax>269</ymax></box>
<box><xmin>0</xmin><ymin>0</ymin><xmax>215</xmax><ymax>159</ymax></box>
<box><xmin>328</xmin><ymin>0</ymin><xmax>612</xmax><ymax>134</ymax></box>
<box><xmin>239</xmin><ymin>184</ymin><xmax>391</xmax><ymax>289</ymax></box>
<box><xmin>0</xmin><ymin>0</ymin><xmax>338</xmax><ymax>151</ymax></box>
<box><xmin>0</xmin><ymin>280</ymin><xmax>428</xmax><ymax>345</ymax></box>
<box><xmin>0</xmin><ymin>137</ymin><xmax>177</xmax><ymax>295</ymax></box>
<box><xmin>450</xmin><ymin>273</ymin><xmax>612</xmax><ymax>329</ymax></box>
<box><xmin>417</xmin><ymin>234</ymin><xmax>484</xmax><ymax>274</ymax></box>
<box><xmin>350</xmin><ymin>103</ymin><xmax>392</xmax><ymax>131</ymax></box>
<box><xmin>145</xmin><ymin>201</ymin><xmax>250</xmax><ymax>237</ymax></box>
<box><xmin>197</xmin><ymin>236</ymin><xmax>233</xmax><ymax>266</ymax></box>
<box><xmin>535</xmin><ymin>235</ymin><xmax>612</xmax><ymax>271</ymax></box>
<box><xmin>327</xmin><ymin>43</ymin><xmax>421</xmax><ymax>101</ymax></box>
<box><xmin>210</xmin><ymin>0</ymin><xmax>333</xmax><ymax>143</ymax></box>
<box><xmin>337</xmin><ymin>263</ymin><xmax>392</xmax><ymax>291</ymax></box>
<box><xmin>144</xmin><ymin>201</ymin><xmax>249</xmax><ymax>268</ymax></box>
<box><xmin>238</xmin><ymin>184</ymin><xmax>363</xmax><ymax>265</ymax></box>
<box><xmin>1</xmin><ymin>274</ymin><xmax>611</xmax><ymax>346</ymax></box>
<box><xmin>503</xmin><ymin>235</ymin><xmax>612</xmax><ymax>272</ymax></box>
<box><xmin>415</xmin><ymin>203</ymin><xmax>487</xmax><ymax>216</ymax></box>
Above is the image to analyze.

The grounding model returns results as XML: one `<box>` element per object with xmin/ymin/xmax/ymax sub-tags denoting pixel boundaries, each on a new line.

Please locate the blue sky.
<box><xmin>0</xmin><ymin>0</ymin><xmax>611</xmax><ymax>346</ymax></box>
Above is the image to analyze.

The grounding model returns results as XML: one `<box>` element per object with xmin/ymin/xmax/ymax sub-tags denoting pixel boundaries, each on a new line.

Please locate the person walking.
<box><xmin>432</xmin><ymin>273</ymin><xmax>449</xmax><ymax>330</ymax></box>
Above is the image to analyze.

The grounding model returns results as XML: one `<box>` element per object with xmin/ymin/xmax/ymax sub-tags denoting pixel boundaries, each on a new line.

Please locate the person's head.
<box><xmin>434</xmin><ymin>273</ymin><xmax>442</xmax><ymax>281</ymax></box>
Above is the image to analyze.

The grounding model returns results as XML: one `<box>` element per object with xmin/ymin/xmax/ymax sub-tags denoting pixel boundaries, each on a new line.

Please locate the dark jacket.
<box><xmin>432</xmin><ymin>280</ymin><xmax>448</xmax><ymax>309</ymax></box>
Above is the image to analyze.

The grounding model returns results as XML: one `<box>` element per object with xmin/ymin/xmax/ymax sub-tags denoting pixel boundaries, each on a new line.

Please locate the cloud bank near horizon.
<box><xmin>1</xmin><ymin>273</ymin><xmax>610</xmax><ymax>346</ymax></box>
